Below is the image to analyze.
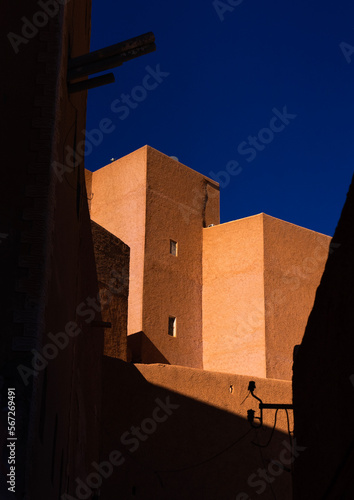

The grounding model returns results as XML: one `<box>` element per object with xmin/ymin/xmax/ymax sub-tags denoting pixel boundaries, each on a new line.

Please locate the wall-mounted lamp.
<box><xmin>247</xmin><ymin>380</ymin><xmax>293</xmax><ymax>429</ymax></box>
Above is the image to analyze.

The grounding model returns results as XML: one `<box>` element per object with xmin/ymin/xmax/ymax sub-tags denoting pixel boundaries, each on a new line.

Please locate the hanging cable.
<box><xmin>252</xmin><ymin>409</ymin><xmax>279</xmax><ymax>448</ymax></box>
<box><xmin>240</xmin><ymin>390</ymin><xmax>251</xmax><ymax>406</ymax></box>
<box><xmin>285</xmin><ymin>409</ymin><xmax>293</xmax><ymax>446</ymax></box>
<box><xmin>156</xmin><ymin>427</ymin><xmax>253</xmax><ymax>473</ymax></box>
<box><xmin>253</xmin><ymin>429</ymin><xmax>277</xmax><ymax>500</ymax></box>
<box><xmin>285</xmin><ymin>408</ymin><xmax>294</xmax><ymax>474</ymax></box>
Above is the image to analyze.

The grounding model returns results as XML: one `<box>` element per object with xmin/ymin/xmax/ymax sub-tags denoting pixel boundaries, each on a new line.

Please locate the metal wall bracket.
<box><xmin>247</xmin><ymin>380</ymin><xmax>293</xmax><ymax>428</ymax></box>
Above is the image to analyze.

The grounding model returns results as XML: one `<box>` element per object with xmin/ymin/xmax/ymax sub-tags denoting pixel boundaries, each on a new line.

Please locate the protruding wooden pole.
<box><xmin>68</xmin><ymin>73</ymin><xmax>115</xmax><ymax>93</ymax></box>
<box><xmin>67</xmin><ymin>32</ymin><xmax>156</xmax><ymax>81</ymax></box>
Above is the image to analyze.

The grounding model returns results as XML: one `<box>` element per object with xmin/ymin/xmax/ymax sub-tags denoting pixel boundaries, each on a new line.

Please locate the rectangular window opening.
<box><xmin>168</xmin><ymin>316</ymin><xmax>177</xmax><ymax>337</ymax></box>
<box><xmin>170</xmin><ymin>240</ymin><xmax>178</xmax><ymax>256</ymax></box>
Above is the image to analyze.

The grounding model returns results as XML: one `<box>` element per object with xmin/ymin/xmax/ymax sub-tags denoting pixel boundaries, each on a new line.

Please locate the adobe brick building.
<box><xmin>87</xmin><ymin>145</ymin><xmax>331</xmax><ymax>381</ymax></box>
<box><xmin>3</xmin><ymin>0</ymin><xmax>342</xmax><ymax>495</ymax></box>
<box><xmin>84</xmin><ymin>146</ymin><xmax>335</xmax><ymax>499</ymax></box>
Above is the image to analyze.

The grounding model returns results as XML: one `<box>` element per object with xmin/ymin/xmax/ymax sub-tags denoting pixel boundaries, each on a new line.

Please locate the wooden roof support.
<box><xmin>68</xmin><ymin>73</ymin><xmax>115</xmax><ymax>94</ymax></box>
<box><xmin>67</xmin><ymin>32</ymin><xmax>156</xmax><ymax>81</ymax></box>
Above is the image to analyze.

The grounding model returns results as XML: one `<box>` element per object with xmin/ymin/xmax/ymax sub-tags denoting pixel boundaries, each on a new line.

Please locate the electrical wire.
<box><xmin>284</xmin><ymin>408</ymin><xmax>295</xmax><ymax>476</ymax></box>
<box><xmin>253</xmin><ymin>428</ymin><xmax>277</xmax><ymax>500</ymax></box>
<box><xmin>89</xmin><ymin>401</ymin><xmax>166</xmax><ymax>492</ymax></box>
<box><xmin>155</xmin><ymin>427</ymin><xmax>253</xmax><ymax>473</ymax></box>
<box><xmin>80</xmin><ymin>394</ymin><xmax>253</xmax><ymax>493</ymax></box>
<box><xmin>240</xmin><ymin>390</ymin><xmax>250</xmax><ymax>406</ymax></box>
<box><xmin>285</xmin><ymin>409</ymin><xmax>293</xmax><ymax>447</ymax></box>
<box><xmin>252</xmin><ymin>409</ymin><xmax>279</xmax><ymax>448</ymax></box>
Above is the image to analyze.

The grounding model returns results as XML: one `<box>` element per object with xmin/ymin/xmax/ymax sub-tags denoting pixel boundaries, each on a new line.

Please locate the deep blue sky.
<box><xmin>86</xmin><ymin>0</ymin><xmax>354</xmax><ymax>236</ymax></box>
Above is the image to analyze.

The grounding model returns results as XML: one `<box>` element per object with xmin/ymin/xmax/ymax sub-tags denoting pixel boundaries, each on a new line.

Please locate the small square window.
<box><xmin>168</xmin><ymin>316</ymin><xmax>177</xmax><ymax>337</ymax></box>
<box><xmin>170</xmin><ymin>240</ymin><xmax>178</xmax><ymax>256</ymax></box>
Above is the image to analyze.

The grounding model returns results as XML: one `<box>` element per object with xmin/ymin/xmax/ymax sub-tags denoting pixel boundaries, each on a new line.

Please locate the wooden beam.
<box><xmin>67</xmin><ymin>43</ymin><xmax>156</xmax><ymax>81</ymax></box>
<box><xmin>68</xmin><ymin>32</ymin><xmax>155</xmax><ymax>70</ymax></box>
<box><xmin>68</xmin><ymin>73</ymin><xmax>115</xmax><ymax>93</ymax></box>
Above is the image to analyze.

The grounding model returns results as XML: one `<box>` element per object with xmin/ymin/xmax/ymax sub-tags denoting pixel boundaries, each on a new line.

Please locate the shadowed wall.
<box><xmin>293</xmin><ymin>173</ymin><xmax>354</xmax><ymax>499</ymax></box>
<box><xmin>101</xmin><ymin>359</ymin><xmax>294</xmax><ymax>500</ymax></box>
<box><xmin>1</xmin><ymin>1</ymin><xmax>106</xmax><ymax>499</ymax></box>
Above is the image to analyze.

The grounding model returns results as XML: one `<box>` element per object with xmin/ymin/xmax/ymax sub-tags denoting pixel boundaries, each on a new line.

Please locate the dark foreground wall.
<box><xmin>0</xmin><ymin>1</ymin><xmax>107</xmax><ymax>499</ymax></box>
<box><xmin>293</xmin><ymin>173</ymin><xmax>354</xmax><ymax>499</ymax></box>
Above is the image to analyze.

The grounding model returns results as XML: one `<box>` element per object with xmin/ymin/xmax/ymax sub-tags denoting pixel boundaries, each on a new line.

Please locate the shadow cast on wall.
<box><xmin>97</xmin><ymin>358</ymin><xmax>294</xmax><ymax>500</ymax></box>
<box><xmin>128</xmin><ymin>331</ymin><xmax>169</xmax><ymax>364</ymax></box>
